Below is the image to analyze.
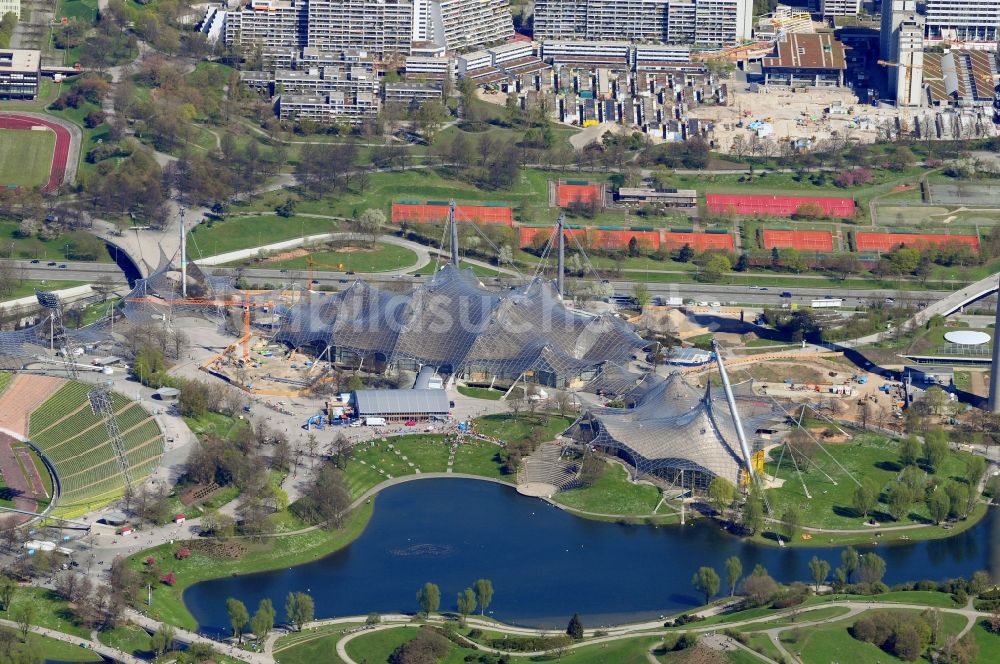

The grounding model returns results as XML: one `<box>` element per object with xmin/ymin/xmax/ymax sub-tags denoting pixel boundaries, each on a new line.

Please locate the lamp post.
<box><xmin>64</xmin><ymin>243</ymin><xmax>70</xmax><ymax>260</ymax></box>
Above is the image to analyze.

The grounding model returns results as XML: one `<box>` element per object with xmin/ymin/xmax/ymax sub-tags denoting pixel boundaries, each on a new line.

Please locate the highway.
<box><xmin>0</xmin><ymin>260</ymin><xmax>962</xmax><ymax>309</ymax></box>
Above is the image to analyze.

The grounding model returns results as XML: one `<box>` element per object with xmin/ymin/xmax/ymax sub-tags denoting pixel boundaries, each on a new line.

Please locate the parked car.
<box><xmin>405</xmin><ymin>419</ymin><xmax>417</xmax><ymax>426</ymax></box>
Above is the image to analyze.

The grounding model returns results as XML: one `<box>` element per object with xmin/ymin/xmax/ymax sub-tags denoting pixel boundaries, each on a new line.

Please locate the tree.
<box><xmin>858</xmin><ymin>552</ymin><xmax>887</xmax><ymax>586</ymax></box>
<box><xmin>853</xmin><ymin>481</ymin><xmax>878</xmax><ymax>519</ymax></box>
<box><xmin>285</xmin><ymin>592</ymin><xmax>314</xmax><ymax>631</ymax></box>
<box><xmin>781</xmin><ymin>506</ymin><xmax>801</xmax><ymax>543</ymax></box>
<box><xmin>474</xmin><ymin>578</ymin><xmax>493</xmax><ymax>616</ymax></box>
<box><xmin>809</xmin><ymin>556</ymin><xmax>830</xmax><ymax>591</ymax></box>
<box><xmin>691</xmin><ymin>566</ymin><xmax>721</xmax><ymax>604</ymax></box>
<box><xmin>250</xmin><ymin>598</ymin><xmax>275</xmax><ymax>645</ymax></box>
<box><xmin>0</xmin><ymin>576</ymin><xmax>15</xmax><ymax>611</ymax></box>
<box><xmin>13</xmin><ymin>602</ymin><xmax>34</xmax><ymax>640</ymax></box>
<box><xmin>708</xmin><ymin>477</ymin><xmax>736</xmax><ymax>516</ymax></box>
<box><xmin>886</xmin><ymin>483</ymin><xmax>914</xmax><ymax>521</ymax></box>
<box><xmin>226</xmin><ymin>598</ymin><xmax>249</xmax><ymax>644</ymax></box>
<box><xmin>416</xmin><ymin>582</ymin><xmax>440</xmax><ymax>615</ymax></box>
<box><xmin>356</xmin><ymin>208</ymin><xmax>385</xmax><ymax>243</ymax></box>
<box><xmin>928</xmin><ymin>488</ymin><xmax>951</xmax><ymax>524</ymax></box>
<box><xmin>566</xmin><ymin>613</ymin><xmax>584</xmax><ymax>640</ymax></box>
<box><xmin>946</xmin><ymin>482</ymin><xmax>970</xmax><ymax>519</ymax></box>
<box><xmin>839</xmin><ymin>546</ymin><xmax>860</xmax><ymax>584</ymax></box>
<box><xmin>741</xmin><ymin>490</ymin><xmax>764</xmax><ymax>534</ymax></box>
<box><xmin>966</xmin><ymin>455</ymin><xmax>987</xmax><ymax>491</ymax></box>
<box><xmin>900</xmin><ymin>436</ymin><xmax>921</xmax><ymax>467</ymax></box>
<box><xmin>456</xmin><ymin>588</ymin><xmax>476</xmax><ymax>624</ymax></box>
<box><xmin>724</xmin><ymin>557</ymin><xmax>742</xmax><ymax>597</ymax></box>
<box><xmin>149</xmin><ymin>625</ymin><xmax>175</xmax><ymax>657</ymax></box>
<box><xmin>702</xmin><ymin>253</ymin><xmax>732</xmax><ymax>281</ymax></box>
<box><xmin>632</xmin><ymin>283</ymin><xmax>652</xmax><ymax>308</ymax></box>
<box><xmin>924</xmin><ymin>428</ymin><xmax>949</xmax><ymax>469</ymax></box>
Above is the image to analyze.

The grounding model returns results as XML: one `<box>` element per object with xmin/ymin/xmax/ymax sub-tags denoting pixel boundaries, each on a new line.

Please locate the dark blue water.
<box><xmin>185</xmin><ymin>479</ymin><xmax>998</xmax><ymax>633</ymax></box>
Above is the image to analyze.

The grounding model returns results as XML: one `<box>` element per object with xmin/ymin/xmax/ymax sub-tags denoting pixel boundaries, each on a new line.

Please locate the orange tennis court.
<box><xmin>762</xmin><ymin>229</ymin><xmax>834</xmax><ymax>252</ymax></box>
<box><xmin>854</xmin><ymin>232</ymin><xmax>979</xmax><ymax>252</ymax></box>
<box><xmin>556</xmin><ymin>182</ymin><xmax>603</xmax><ymax>207</ymax></box>
<box><xmin>707</xmin><ymin>194</ymin><xmax>855</xmax><ymax>219</ymax></box>
<box><xmin>391</xmin><ymin>203</ymin><xmax>514</xmax><ymax>225</ymax></box>
<box><xmin>662</xmin><ymin>232</ymin><xmax>734</xmax><ymax>251</ymax></box>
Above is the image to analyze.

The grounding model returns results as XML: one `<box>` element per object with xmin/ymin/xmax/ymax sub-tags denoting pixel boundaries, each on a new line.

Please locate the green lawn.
<box><xmin>343</xmin><ymin>434</ymin><xmax>510</xmax><ymax>498</ymax></box>
<box><xmin>272</xmin><ymin>622</ymin><xmax>364</xmax><ymax>664</ymax></box>
<box><xmin>187</xmin><ymin>215</ymin><xmax>341</xmax><ymax>258</ymax></box>
<box><xmin>0</xmin><ymin>220</ymin><xmax>112</xmax><ymax>262</ymax></box>
<box><xmin>345</xmin><ymin>626</ymin><xmax>661</xmax><ymax>664</ymax></box>
<box><xmin>126</xmin><ymin>501</ymin><xmax>373</xmax><ymax>631</ymax></box>
<box><xmin>745</xmin><ymin>633</ymin><xmax>783</xmax><ymax>662</ymax></box>
<box><xmin>781</xmin><ymin>609</ymin><xmax>967</xmax><ymax>664</ymax></box>
<box><xmin>26</xmin><ymin>632</ymin><xmax>103</xmax><ymax>663</ymax></box>
<box><xmin>555</xmin><ymin>463</ymin><xmax>662</xmax><ymax>516</ymax></box>
<box><xmin>183</xmin><ymin>412</ymin><xmax>249</xmax><ymax>442</ymax></box>
<box><xmin>0</xmin><ymin>279</ymin><xmax>87</xmax><ymax>301</ymax></box>
<box><xmin>456</xmin><ymin>385</ymin><xmax>504</xmax><ymax>400</ymax></box>
<box><xmin>969</xmin><ymin>620</ymin><xmax>1000</xmax><ymax>664</ymax></box>
<box><xmin>762</xmin><ymin>433</ymin><xmax>978</xmax><ymax>533</ymax></box>
<box><xmin>11</xmin><ymin>587</ymin><xmax>91</xmax><ymax>638</ymax></box>
<box><xmin>96</xmin><ymin>624</ymin><xmax>152</xmax><ymax>657</ymax></box>
<box><xmin>472</xmin><ymin>413</ymin><xmax>575</xmax><ymax>445</ymax></box>
<box><xmin>0</xmin><ymin>128</ymin><xmax>56</xmax><ymax>187</ymax></box>
<box><xmin>232</xmin><ymin>242</ymin><xmax>419</xmax><ymax>273</ymax></box>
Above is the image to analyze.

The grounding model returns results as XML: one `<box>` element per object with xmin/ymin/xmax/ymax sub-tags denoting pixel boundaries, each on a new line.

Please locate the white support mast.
<box><xmin>712</xmin><ymin>339</ymin><xmax>755</xmax><ymax>483</ymax></box>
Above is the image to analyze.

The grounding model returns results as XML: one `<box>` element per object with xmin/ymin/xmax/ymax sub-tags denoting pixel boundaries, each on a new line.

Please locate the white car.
<box><xmin>696</xmin><ymin>301</ymin><xmax>709</xmax><ymax>307</ymax></box>
<box><xmin>710</xmin><ymin>301</ymin><xmax>721</xmax><ymax>308</ymax></box>
<box><xmin>349</xmin><ymin>421</ymin><xmax>362</xmax><ymax>428</ymax></box>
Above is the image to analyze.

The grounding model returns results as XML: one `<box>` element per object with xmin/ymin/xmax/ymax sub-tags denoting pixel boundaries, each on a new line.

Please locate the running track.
<box><xmin>0</xmin><ymin>113</ymin><xmax>71</xmax><ymax>192</ymax></box>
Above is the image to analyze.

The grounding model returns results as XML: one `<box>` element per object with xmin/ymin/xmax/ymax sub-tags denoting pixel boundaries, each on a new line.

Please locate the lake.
<box><xmin>185</xmin><ymin>478</ymin><xmax>998</xmax><ymax>634</ymax></box>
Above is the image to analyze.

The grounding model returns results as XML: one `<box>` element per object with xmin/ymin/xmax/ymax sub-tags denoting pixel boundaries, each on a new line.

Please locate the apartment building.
<box><xmin>427</xmin><ymin>0</ymin><xmax>513</xmax><ymax>51</ymax></box>
<box><xmin>277</xmin><ymin>91</ymin><xmax>378</xmax><ymax>123</ymax></box>
<box><xmin>819</xmin><ymin>0</ymin><xmax>859</xmax><ymax>17</ymax></box>
<box><xmin>534</xmin><ymin>0</ymin><xmax>750</xmax><ymax>46</ymax></box>
<box><xmin>925</xmin><ymin>0</ymin><xmax>1000</xmax><ymax>43</ymax></box>
<box><xmin>0</xmin><ymin>0</ymin><xmax>20</xmax><ymax>19</ymax></box>
<box><xmin>224</xmin><ymin>0</ymin><xmax>308</xmax><ymax>53</ymax></box>
<box><xmin>306</xmin><ymin>0</ymin><xmax>414</xmax><ymax>57</ymax></box>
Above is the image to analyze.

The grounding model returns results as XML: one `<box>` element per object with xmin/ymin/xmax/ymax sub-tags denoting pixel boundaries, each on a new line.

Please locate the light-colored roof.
<box><xmin>0</xmin><ymin>49</ymin><xmax>40</xmax><ymax>73</ymax></box>
<box><xmin>353</xmin><ymin>389</ymin><xmax>450</xmax><ymax>415</ymax></box>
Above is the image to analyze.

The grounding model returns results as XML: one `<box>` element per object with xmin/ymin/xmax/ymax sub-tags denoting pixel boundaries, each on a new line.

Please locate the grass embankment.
<box><xmin>230</xmin><ymin>242</ymin><xmax>419</xmax><ymax>273</ymax></box>
<box><xmin>0</xmin><ymin>279</ymin><xmax>88</xmax><ymax>301</ymax></box>
<box><xmin>343</xmin><ymin>434</ymin><xmax>508</xmax><ymax>499</ymax></box>
<box><xmin>126</xmin><ymin>501</ymin><xmax>374</xmax><ymax>631</ymax></box>
<box><xmin>25</xmin><ymin>633</ymin><xmax>103</xmax><ymax>663</ymax></box>
<box><xmin>473</xmin><ymin>413</ymin><xmax>575</xmax><ymax>444</ymax></box>
<box><xmin>96</xmin><ymin>624</ymin><xmax>153</xmax><ymax>658</ymax></box>
<box><xmin>456</xmin><ymin>385</ymin><xmax>505</xmax><ymax>400</ymax></box>
<box><xmin>555</xmin><ymin>463</ymin><xmax>664</xmax><ymax>516</ymax></box>
<box><xmin>762</xmin><ymin>433</ymin><xmax>981</xmax><ymax>533</ymax></box>
<box><xmin>272</xmin><ymin>622</ymin><xmax>364</xmax><ymax>664</ymax></box>
<box><xmin>0</xmin><ymin>221</ymin><xmax>112</xmax><ymax>264</ymax></box>
<box><xmin>0</xmin><ymin>128</ymin><xmax>56</xmax><ymax>187</ymax></box>
<box><xmin>186</xmin><ymin>215</ymin><xmax>341</xmax><ymax>258</ymax></box>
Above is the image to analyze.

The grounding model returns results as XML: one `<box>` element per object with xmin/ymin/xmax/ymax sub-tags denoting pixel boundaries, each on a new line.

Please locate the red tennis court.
<box><xmin>762</xmin><ymin>229</ymin><xmax>834</xmax><ymax>252</ymax></box>
<box><xmin>391</xmin><ymin>203</ymin><xmax>514</xmax><ymax>225</ymax></box>
<box><xmin>662</xmin><ymin>232</ymin><xmax>734</xmax><ymax>251</ymax></box>
<box><xmin>706</xmin><ymin>194</ymin><xmax>855</xmax><ymax>218</ymax></box>
<box><xmin>589</xmin><ymin>229</ymin><xmax>660</xmax><ymax>251</ymax></box>
<box><xmin>557</xmin><ymin>183</ymin><xmax>603</xmax><ymax>207</ymax></box>
<box><xmin>0</xmin><ymin>113</ymin><xmax>71</xmax><ymax>193</ymax></box>
<box><xmin>854</xmin><ymin>232</ymin><xmax>980</xmax><ymax>252</ymax></box>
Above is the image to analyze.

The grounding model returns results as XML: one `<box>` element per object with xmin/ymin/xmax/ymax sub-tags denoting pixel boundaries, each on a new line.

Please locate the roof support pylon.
<box><xmin>712</xmin><ymin>339</ymin><xmax>756</xmax><ymax>483</ymax></box>
<box><xmin>449</xmin><ymin>199</ymin><xmax>459</xmax><ymax>267</ymax></box>
<box><xmin>557</xmin><ymin>213</ymin><xmax>566</xmax><ymax>297</ymax></box>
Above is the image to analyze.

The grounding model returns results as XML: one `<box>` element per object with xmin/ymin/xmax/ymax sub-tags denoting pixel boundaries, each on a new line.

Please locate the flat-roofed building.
<box><xmin>426</xmin><ymin>0</ymin><xmax>513</xmax><ymax>51</ymax></box>
<box><xmin>0</xmin><ymin>49</ymin><xmax>40</xmax><ymax>100</ymax></box>
<box><xmin>820</xmin><ymin>0</ymin><xmax>859</xmax><ymax>16</ymax></box>
<box><xmin>224</xmin><ymin>0</ymin><xmax>308</xmax><ymax>53</ymax></box>
<box><xmin>925</xmin><ymin>0</ymin><xmax>1000</xmax><ymax>43</ymax></box>
<box><xmin>540</xmin><ymin>40</ymin><xmax>631</xmax><ymax>68</ymax></box>
<box><xmin>277</xmin><ymin>91</ymin><xmax>378</xmax><ymax>123</ymax></box>
<box><xmin>351</xmin><ymin>388</ymin><xmax>450</xmax><ymax>421</ymax></box>
<box><xmin>616</xmin><ymin>187</ymin><xmax>698</xmax><ymax>207</ymax></box>
<box><xmin>761</xmin><ymin>33</ymin><xmax>847</xmax><ymax>87</ymax></box>
<box><xmin>384</xmin><ymin>81</ymin><xmax>443</xmax><ymax>106</ymax></box>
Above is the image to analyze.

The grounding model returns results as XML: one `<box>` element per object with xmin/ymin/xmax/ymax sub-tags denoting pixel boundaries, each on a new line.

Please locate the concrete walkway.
<box><xmin>126</xmin><ymin>610</ymin><xmax>272</xmax><ymax>664</ymax></box>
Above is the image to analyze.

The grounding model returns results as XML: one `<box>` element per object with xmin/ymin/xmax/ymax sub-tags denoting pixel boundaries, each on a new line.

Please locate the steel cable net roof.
<box><xmin>571</xmin><ymin>373</ymin><xmax>780</xmax><ymax>484</ymax></box>
<box><xmin>273</xmin><ymin>265</ymin><xmax>645</xmax><ymax>377</ymax></box>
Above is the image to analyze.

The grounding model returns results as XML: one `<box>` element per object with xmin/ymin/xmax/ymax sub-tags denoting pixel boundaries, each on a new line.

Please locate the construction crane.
<box><xmin>125</xmin><ymin>292</ymin><xmax>274</xmax><ymax>362</ymax></box>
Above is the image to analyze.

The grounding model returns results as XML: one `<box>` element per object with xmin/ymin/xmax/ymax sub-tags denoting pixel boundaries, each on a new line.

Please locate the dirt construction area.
<box><xmin>688</xmin><ymin>86</ymin><xmax>899</xmax><ymax>153</ymax></box>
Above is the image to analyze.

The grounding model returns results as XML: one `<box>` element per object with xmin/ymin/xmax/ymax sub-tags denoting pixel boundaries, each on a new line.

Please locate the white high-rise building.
<box><xmin>925</xmin><ymin>0</ymin><xmax>1000</xmax><ymax>42</ymax></box>
<box><xmin>426</xmin><ymin>0</ymin><xmax>513</xmax><ymax>51</ymax></box>
<box><xmin>306</xmin><ymin>0</ymin><xmax>414</xmax><ymax>57</ymax></box>
<box><xmin>820</xmin><ymin>0</ymin><xmax>859</xmax><ymax>17</ymax></box>
<box><xmin>534</xmin><ymin>0</ymin><xmax>751</xmax><ymax>46</ymax></box>
<box><xmin>881</xmin><ymin>0</ymin><xmax>925</xmax><ymax>106</ymax></box>
<box><xmin>225</xmin><ymin>0</ymin><xmax>308</xmax><ymax>53</ymax></box>
<box><xmin>0</xmin><ymin>0</ymin><xmax>20</xmax><ymax>19</ymax></box>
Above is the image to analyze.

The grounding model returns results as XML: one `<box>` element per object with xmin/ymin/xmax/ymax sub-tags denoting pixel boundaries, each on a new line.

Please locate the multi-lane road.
<box><xmin>5</xmin><ymin>259</ymin><xmax>956</xmax><ymax>309</ymax></box>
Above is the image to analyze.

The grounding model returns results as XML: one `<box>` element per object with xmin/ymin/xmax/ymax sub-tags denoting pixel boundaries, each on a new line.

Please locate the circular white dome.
<box><xmin>944</xmin><ymin>330</ymin><xmax>991</xmax><ymax>345</ymax></box>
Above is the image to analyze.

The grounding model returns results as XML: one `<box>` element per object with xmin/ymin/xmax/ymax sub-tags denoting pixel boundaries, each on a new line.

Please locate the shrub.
<box><xmin>144</xmin><ymin>556</ymin><xmax>156</xmax><ymax>566</ymax></box>
<box><xmin>160</xmin><ymin>572</ymin><xmax>176</xmax><ymax>586</ymax></box>
<box><xmin>174</xmin><ymin>547</ymin><xmax>191</xmax><ymax>560</ymax></box>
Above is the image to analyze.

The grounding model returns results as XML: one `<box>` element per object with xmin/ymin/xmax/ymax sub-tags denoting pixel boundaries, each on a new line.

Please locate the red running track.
<box><xmin>0</xmin><ymin>113</ymin><xmax>71</xmax><ymax>193</ymax></box>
